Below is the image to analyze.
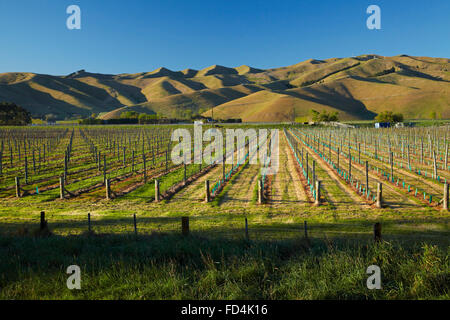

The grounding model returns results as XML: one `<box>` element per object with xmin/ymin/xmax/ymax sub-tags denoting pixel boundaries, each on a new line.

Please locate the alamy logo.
<box><xmin>66</xmin><ymin>5</ymin><xmax>81</xmax><ymax>30</ymax></box>
<box><xmin>66</xmin><ymin>265</ymin><xmax>81</xmax><ymax>290</ymax></box>
<box><xmin>171</xmin><ymin>122</ymin><xmax>279</xmax><ymax>175</ymax></box>
<box><xmin>366</xmin><ymin>5</ymin><xmax>381</xmax><ymax>30</ymax></box>
<box><xmin>366</xmin><ymin>265</ymin><xmax>382</xmax><ymax>289</ymax></box>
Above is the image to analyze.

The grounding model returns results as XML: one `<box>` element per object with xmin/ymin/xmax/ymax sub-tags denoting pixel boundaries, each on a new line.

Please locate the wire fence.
<box><xmin>4</xmin><ymin>212</ymin><xmax>448</xmax><ymax>245</ymax></box>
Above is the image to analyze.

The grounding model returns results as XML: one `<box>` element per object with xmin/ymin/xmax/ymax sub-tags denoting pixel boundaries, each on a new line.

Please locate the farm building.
<box><xmin>375</xmin><ymin>122</ymin><xmax>390</xmax><ymax>128</ymax></box>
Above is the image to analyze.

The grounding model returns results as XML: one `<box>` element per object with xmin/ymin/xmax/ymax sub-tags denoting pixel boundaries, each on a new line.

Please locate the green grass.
<box><xmin>0</xmin><ymin>233</ymin><xmax>448</xmax><ymax>299</ymax></box>
<box><xmin>0</xmin><ymin>194</ymin><xmax>448</xmax><ymax>300</ymax></box>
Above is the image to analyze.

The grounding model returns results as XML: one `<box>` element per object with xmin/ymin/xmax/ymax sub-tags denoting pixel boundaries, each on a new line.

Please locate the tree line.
<box><xmin>0</xmin><ymin>102</ymin><xmax>32</xmax><ymax>126</ymax></box>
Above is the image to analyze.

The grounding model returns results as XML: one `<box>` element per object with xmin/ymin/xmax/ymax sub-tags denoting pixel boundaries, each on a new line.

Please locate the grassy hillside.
<box><xmin>0</xmin><ymin>55</ymin><xmax>448</xmax><ymax>121</ymax></box>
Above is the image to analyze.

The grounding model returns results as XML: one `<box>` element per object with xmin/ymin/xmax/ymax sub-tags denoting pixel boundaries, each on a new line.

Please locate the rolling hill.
<box><xmin>0</xmin><ymin>54</ymin><xmax>448</xmax><ymax>121</ymax></box>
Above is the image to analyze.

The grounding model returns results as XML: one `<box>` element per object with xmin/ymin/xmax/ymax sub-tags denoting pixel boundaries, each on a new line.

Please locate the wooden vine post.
<box><xmin>374</xmin><ymin>222</ymin><xmax>382</xmax><ymax>242</ymax></box>
<box><xmin>432</xmin><ymin>150</ymin><xmax>438</xmax><ymax>180</ymax></box>
<box><xmin>365</xmin><ymin>160</ymin><xmax>369</xmax><ymax>197</ymax></box>
<box><xmin>59</xmin><ymin>176</ymin><xmax>65</xmax><ymax>199</ymax></box>
<box><xmin>314</xmin><ymin>180</ymin><xmax>321</xmax><ymax>206</ymax></box>
<box><xmin>258</xmin><ymin>179</ymin><xmax>263</xmax><ymax>204</ymax></box>
<box><xmin>143</xmin><ymin>154</ymin><xmax>147</xmax><ymax>183</ymax></box>
<box><xmin>15</xmin><ymin>177</ymin><xmax>20</xmax><ymax>198</ymax></box>
<box><xmin>181</xmin><ymin>217</ymin><xmax>189</xmax><ymax>236</ymax></box>
<box><xmin>155</xmin><ymin>179</ymin><xmax>160</xmax><ymax>202</ymax></box>
<box><xmin>443</xmin><ymin>183</ymin><xmax>449</xmax><ymax>211</ymax></box>
<box><xmin>348</xmin><ymin>152</ymin><xmax>352</xmax><ymax>182</ymax></box>
<box><xmin>337</xmin><ymin>147</ymin><xmax>340</xmax><ymax>172</ymax></box>
<box><xmin>40</xmin><ymin>211</ymin><xmax>47</xmax><ymax>231</ymax></box>
<box><xmin>103</xmin><ymin>155</ymin><xmax>107</xmax><ymax>185</ymax></box>
<box><xmin>105</xmin><ymin>178</ymin><xmax>111</xmax><ymax>200</ymax></box>
<box><xmin>205</xmin><ymin>180</ymin><xmax>210</xmax><ymax>203</ymax></box>
<box><xmin>376</xmin><ymin>182</ymin><xmax>383</xmax><ymax>208</ymax></box>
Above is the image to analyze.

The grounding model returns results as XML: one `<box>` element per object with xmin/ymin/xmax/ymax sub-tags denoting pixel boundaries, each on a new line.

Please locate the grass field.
<box><xmin>0</xmin><ymin>124</ymin><xmax>448</xmax><ymax>300</ymax></box>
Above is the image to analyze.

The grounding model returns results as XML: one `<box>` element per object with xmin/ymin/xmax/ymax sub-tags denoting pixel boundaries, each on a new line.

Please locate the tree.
<box><xmin>138</xmin><ymin>113</ymin><xmax>157</xmax><ymax>124</ymax></box>
<box><xmin>120</xmin><ymin>111</ymin><xmax>139</xmax><ymax>119</ymax></box>
<box><xmin>375</xmin><ymin>111</ymin><xmax>404</xmax><ymax>123</ymax></box>
<box><xmin>309</xmin><ymin>109</ymin><xmax>339</xmax><ymax>122</ymax></box>
<box><xmin>430</xmin><ymin>111</ymin><xmax>437</xmax><ymax>120</ymax></box>
<box><xmin>0</xmin><ymin>102</ymin><xmax>32</xmax><ymax>125</ymax></box>
<box><xmin>309</xmin><ymin>109</ymin><xmax>320</xmax><ymax>121</ymax></box>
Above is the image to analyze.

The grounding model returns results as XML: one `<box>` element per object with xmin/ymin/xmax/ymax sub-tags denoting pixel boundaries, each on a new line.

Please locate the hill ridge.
<box><xmin>0</xmin><ymin>55</ymin><xmax>448</xmax><ymax>121</ymax></box>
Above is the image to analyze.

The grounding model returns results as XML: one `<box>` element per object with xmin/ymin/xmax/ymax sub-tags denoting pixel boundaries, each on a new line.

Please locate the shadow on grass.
<box><xmin>0</xmin><ymin>229</ymin><xmax>448</xmax><ymax>299</ymax></box>
<box><xmin>0</xmin><ymin>215</ymin><xmax>449</xmax><ymax>246</ymax></box>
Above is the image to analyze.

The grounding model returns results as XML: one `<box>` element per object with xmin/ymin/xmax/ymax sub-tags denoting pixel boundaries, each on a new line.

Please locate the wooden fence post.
<box><xmin>306</xmin><ymin>153</ymin><xmax>309</xmax><ymax>180</ymax></box>
<box><xmin>443</xmin><ymin>183</ymin><xmax>449</xmax><ymax>211</ymax></box>
<box><xmin>59</xmin><ymin>176</ymin><xmax>65</xmax><ymax>199</ymax></box>
<box><xmin>24</xmin><ymin>156</ymin><xmax>28</xmax><ymax>184</ymax></box>
<box><xmin>143</xmin><ymin>154</ymin><xmax>147</xmax><ymax>183</ymax></box>
<box><xmin>374</xmin><ymin>222</ymin><xmax>382</xmax><ymax>242</ymax></box>
<box><xmin>165</xmin><ymin>151</ymin><xmax>168</xmax><ymax>172</ymax></box>
<box><xmin>106</xmin><ymin>178</ymin><xmax>111</xmax><ymax>200</ymax></box>
<box><xmin>407</xmin><ymin>144</ymin><xmax>411</xmax><ymax>169</ymax></box>
<box><xmin>433</xmin><ymin>151</ymin><xmax>438</xmax><ymax>180</ymax></box>
<box><xmin>103</xmin><ymin>155</ymin><xmax>107</xmax><ymax>185</ymax></box>
<box><xmin>348</xmin><ymin>152</ymin><xmax>352</xmax><ymax>181</ymax></box>
<box><xmin>390</xmin><ymin>151</ymin><xmax>394</xmax><ymax>182</ymax></box>
<box><xmin>205</xmin><ymin>180</ymin><xmax>210</xmax><ymax>203</ymax></box>
<box><xmin>376</xmin><ymin>182</ymin><xmax>383</xmax><ymax>208</ymax></box>
<box><xmin>182</xmin><ymin>217</ymin><xmax>189</xmax><ymax>236</ymax></box>
<box><xmin>358</xmin><ymin>143</ymin><xmax>361</xmax><ymax>164</ymax></box>
<box><xmin>329</xmin><ymin>136</ymin><xmax>331</xmax><ymax>161</ymax></box>
<box><xmin>222</xmin><ymin>154</ymin><xmax>225</xmax><ymax>181</ymax></box>
<box><xmin>40</xmin><ymin>211</ymin><xmax>47</xmax><ymax>230</ymax></box>
<box><xmin>258</xmin><ymin>179</ymin><xmax>263</xmax><ymax>204</ymax></box>
<box><xmin>15</xmin><ymin>177</ymin><xmax>21</xmax><ymax>198</ymax></box>
<box><xmin>301</xmin><ymin>148</ymin><xmax>304</xmax><ymax>167</ymax></box>
<box><xmin>64</xmin><ymin>152</ymin><xmax>67</xmax><ymax>183</ymax></box>
<box><xmin>88</xmin><ymin>213</ymin><xmax>91</xmax><ymax>233</ymax></box>
<box><xmin>155</xmin><ymin>179</ymin><xmax>160</xmax><ymax>202</ymax></box>
<box><xmin>245</xmin><ymin>217</ymin><xmax>249</xmax><ymax>241</ymax></box>
<box><xmin>133</xmin><ymin>214</ymin><xmax>137</xmax><ymax>236</ymax></box>
<box><xmin>312</xmin><ymin>160</ymin><xmax>316</xmax><ymax>185</ymax></box>
<box><xmin>337</xmin><ymin>148</ymin><xmax>340</xmax><ymax>172</ymax></box>
<box><xmin>314</xmin><ymin>180</ymin><xmax>321</xmax><ymax>206</ymax></box>
<box><xmin>365</xmin><ymin>161</ymin><xmax>369</xmax><ymax>197</ymax></box>
<box><xmin>445</xmin><ymin>143</ymin><xmax>448</xmax><ymax>170</ymax></box>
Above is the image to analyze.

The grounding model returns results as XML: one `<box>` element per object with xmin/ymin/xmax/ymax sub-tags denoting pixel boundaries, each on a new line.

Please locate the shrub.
<box><xmin>0</xmin><ymin>102</ymin><xmax>32</xmax><ymax>125</ymax></box>
<box><xmin>375</xmin><ymin>111</ymin><xmax>404</xmax><ymax>123</ymax></box>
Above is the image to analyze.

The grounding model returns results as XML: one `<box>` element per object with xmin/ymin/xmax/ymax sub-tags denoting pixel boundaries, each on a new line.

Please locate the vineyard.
<box><xmin>0</xmin><ymin>124</ymin><xmax>448</xmax><ymax>212</ymax></box>
<box><xmin>0</xmin><ymin>124</ymin><xmax>449</xmax><ymax>299</ymax></box>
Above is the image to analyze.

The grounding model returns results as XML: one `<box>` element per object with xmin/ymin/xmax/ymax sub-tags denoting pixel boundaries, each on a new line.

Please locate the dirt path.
<box><xmin>270</xmin><ymin>135</ymin><xmax>308</xmax><ymax>207</ymax></box>
<box><xmin>220</xmin><ymin>151</ymin><xmax>260</xmax><ymax>208</ymax></box>
<box><xmin>170</xmin><ymin>165</ymin><xmax>220</xmax><ymax>202</ymax></box>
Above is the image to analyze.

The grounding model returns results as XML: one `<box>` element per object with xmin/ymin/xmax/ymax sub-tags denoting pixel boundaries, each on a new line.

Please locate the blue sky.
<box><xmin>0</xmin><ymin>0</ymin><xmax>448</xmax><ymax>75</ymax></box>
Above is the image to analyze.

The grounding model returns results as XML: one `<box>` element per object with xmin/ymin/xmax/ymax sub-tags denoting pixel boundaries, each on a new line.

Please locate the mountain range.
<box><xmin>0</xmin><ymin>54</ymin><xmax>449</xmax><ymax>122</ymax></box>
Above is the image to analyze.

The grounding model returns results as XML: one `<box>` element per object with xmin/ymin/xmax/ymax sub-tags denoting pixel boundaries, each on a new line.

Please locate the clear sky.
<box><xmin>0</xmin><ymin>0</ymin><xmax>448</xmax><ymax>75</ymax></box>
